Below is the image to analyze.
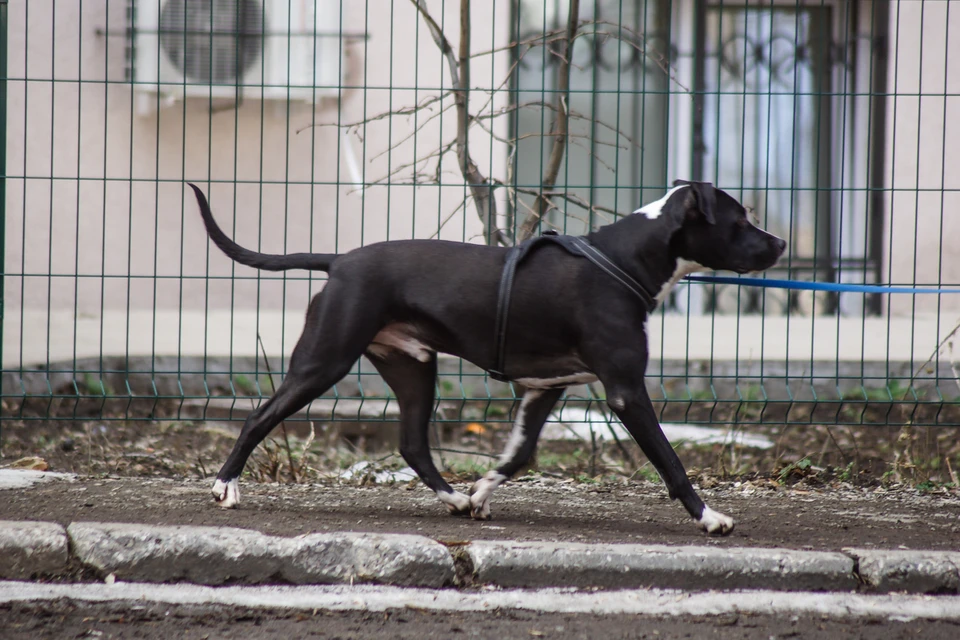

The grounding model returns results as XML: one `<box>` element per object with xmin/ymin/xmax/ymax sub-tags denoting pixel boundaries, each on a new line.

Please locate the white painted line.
<box><xmin>2</xmin><ymin>582</ymin><xmax>959</xmax><ymax>621</ymax></box>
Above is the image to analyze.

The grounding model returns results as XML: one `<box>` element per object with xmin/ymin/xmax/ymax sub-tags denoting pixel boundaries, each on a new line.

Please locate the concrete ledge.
<box><xmin>0</xmin><ymin>521</ymin><xmax>69</xmax><ymax>579</ymax></box>
<box><xmin>845</xmin><ymin>548</ymin><xmax>960</xmax><ymax>594</ymax></box>
<box><xmin>66</xmin><ymin>522</ymin><xmax>454</xmax><ymax>588</ymax></box>
<box><xmin>466</xmin><ymin>540</ymin><xmax>858</xmax><ymax>592</ymax></box>
<box><xmin>5</xmin><ymin>520</ymin><xmax>960</xmax><ymax>594</ymax></box>
<box><xmin>284</xmin><ymin>533</ymin><xmax>454</xmax><ymax>587</ymax></box>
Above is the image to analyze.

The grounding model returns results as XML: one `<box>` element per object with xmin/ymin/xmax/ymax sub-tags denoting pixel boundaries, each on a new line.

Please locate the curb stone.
<box><xmin>0</xmin><ymin>521</ymin><xmax>69</xmax><ymax>579</ymax></box>
<box><xmin>465</xmin><ymin>540</ymin><xmax>857</xmax><ymax>591</ymax></box>
<box><xmin>67</xmin><ymin>522</ymin><xmax>454</xmax><ymax>587</ymax></box>
<box><xmin>2</xmin><ymin>521</ymin><xmax>960</xmax><ymax>593</ymax></box>
<box><xmin>844</xmin><ymin>548</ymin><xmax>960</xmax><ymax>594</ymax></box>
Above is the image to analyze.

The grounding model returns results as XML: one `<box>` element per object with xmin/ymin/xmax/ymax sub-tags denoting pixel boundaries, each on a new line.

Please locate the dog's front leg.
<box><xmin>597</xmin><ymin>359</ymin><xmax>734</xmax><ymax>535</ymax></box>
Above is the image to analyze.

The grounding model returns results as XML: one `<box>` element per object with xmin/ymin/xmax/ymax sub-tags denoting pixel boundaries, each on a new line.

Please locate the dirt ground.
<box><xmin>3</xmin><ymin>600</ymin><xmax>959</xmax><ymax>640</ymax></box>
<box><xmin>2</xmin><ymin>417</ymin><xmax>960</xmax><ymax>550</ymax></box>
<box><xmin>4</xmin><ymin>419</ymin><xmax>960</xmax><ymax>639</ymax></box>
<box><xmin>2</xmin><ymin>473</ymin><xmax>959</xmax><ymax>552</ymax></box>
<box><xmin>3</xmin><ymin>411</ymin><xmax>960</xmax><ymax>488</ymax></box>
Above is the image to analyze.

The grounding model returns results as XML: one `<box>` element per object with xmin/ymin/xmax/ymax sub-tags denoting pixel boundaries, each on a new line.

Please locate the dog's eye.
<box><xmin>736</xmin><ymin>216</ymin><xmax>750</xmax><ymax>229</ymax></box>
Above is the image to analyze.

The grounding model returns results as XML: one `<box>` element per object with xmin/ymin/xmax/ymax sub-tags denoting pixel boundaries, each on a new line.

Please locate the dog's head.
<box><xmin>651</xmin><ymin>180</ymin><xmax>786</xmax><ymax>274</ymax></box>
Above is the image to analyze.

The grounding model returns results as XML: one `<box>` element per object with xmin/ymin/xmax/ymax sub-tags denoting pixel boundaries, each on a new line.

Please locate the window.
<box><xmin>511</xmin><ymin>0</ymin><xmax>887</xmax><ymax>317</ymax></box>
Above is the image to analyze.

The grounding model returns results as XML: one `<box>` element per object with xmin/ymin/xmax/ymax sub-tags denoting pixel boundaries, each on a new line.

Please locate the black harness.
<box><xmin>488</xmin><ymin>231</ymin><xmax>659</xmax><ymax>382</ymax></box>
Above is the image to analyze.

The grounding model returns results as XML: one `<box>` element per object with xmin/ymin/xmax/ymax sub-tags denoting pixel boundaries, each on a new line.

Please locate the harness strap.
<box><xmin>488</xmin><ymin>232</ymin><xmax>657</xmax><ymax>382</ymax></box>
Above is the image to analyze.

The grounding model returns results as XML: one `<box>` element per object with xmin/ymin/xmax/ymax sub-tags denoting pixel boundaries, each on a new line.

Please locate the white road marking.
<box><xmin>2</xmin><ymin>582</ymin><xmax>959</xmax><ymax>620</ymax></box>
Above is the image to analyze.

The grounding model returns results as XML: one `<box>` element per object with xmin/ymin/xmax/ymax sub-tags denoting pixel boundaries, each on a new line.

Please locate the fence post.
<box><xmin>0</xmin><ymin>0</ymin><xmax>8</xmax><ymax>391</ymax></box>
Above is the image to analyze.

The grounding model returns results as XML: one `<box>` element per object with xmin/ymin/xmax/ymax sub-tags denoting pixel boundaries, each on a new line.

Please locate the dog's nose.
<box><xmin>775</xmin><ymin>238</ymin><xmax>787</xmax><ymax>254</ymax></box>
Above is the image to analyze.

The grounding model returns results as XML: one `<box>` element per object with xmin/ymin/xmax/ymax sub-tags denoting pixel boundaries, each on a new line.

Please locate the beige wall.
<box><xmin>883</xmin><ymin>1</ymin><xmax>960</xmax><ymax>314</ymax></box>
<box><xmin>3</xmin><ymin>0</ymin><xmax>509</xmax><ymax>317</ymax></box>
<box><xmin>3</xmin><ymin>0</ymin><xmax>959</xmax><ymax>369</ymax></box>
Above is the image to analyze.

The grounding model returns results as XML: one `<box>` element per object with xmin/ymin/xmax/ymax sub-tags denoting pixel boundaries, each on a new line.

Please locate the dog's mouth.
<box><xmin>732</xmin><ymin>258</ymin><xmax>781</xmax><ymax>275</ymax></box>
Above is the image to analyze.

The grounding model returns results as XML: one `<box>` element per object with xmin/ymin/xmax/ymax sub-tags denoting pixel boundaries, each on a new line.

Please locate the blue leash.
<box><xmin>684</xmin><ymin>275</ymin><xmax>960</xmax><ymax>295</ymax></box>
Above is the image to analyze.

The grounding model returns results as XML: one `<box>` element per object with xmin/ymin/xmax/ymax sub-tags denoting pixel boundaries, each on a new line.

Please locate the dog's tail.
<box><xmin>188</xmin><ymin>183</ymin><xmax>336</xmax><ymax>272</ymax></box>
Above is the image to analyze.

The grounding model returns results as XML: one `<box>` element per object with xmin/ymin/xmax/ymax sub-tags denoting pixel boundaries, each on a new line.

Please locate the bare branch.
<box><xmin>507</xmin><ymin>183</ymin><xmax>617</xmax><ymax>224</ymax></box>
<box><xmin>369</xmin><ymin>98</ymin><xmax>457</xmax><ymax>163</ymax></box>
<box><xmin>518</xmin><ymin>0</ymin><xmax>581</xmax><ymax>241</ymax></box>
<box><xmin>296</xmin><ymin>92</ymin><xmax>453</xmax><ymax>135</ymax></box>
<box><xmin>410</xmin><ymin>0</ymin><xmax>511</xmax><ymax>247</ymax></box>
<box><xmin>428</xmin><ymin>198</ymin><xmax>469</xmax><ymax>240</ymax></box>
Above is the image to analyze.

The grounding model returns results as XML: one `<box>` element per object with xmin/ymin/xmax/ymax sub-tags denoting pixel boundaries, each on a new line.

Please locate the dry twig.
<box><xmin>518</xmin><ymin>0</ymin><xmax>581</xmax><ymax>241</ymax></box>
<box><xmin>410</xmin><ymin>0</ymin><xmax>511</xmax><ymax>246</ymax></box>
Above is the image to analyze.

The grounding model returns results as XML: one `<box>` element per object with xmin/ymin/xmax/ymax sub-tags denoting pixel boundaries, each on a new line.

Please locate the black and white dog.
<box><xmin>189</xmin><ymin>181</ymin><xmax>785</xmax><ymax>535</ymax></box>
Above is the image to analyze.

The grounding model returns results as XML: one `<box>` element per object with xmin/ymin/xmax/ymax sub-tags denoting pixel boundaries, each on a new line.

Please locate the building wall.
<box><xmin>3</xmin><ymin>0</ymin><xmax>508</xmax><ymax>317</ymax></box>
<box><xmin>883</xmin><ymin>1</ymin><xmax>960</xmax><ymax>314</ymax></box>
<box><xmin>2</xmin><ymin>1</ymin><xmax>958</xmax><ymax>370</ymax></box>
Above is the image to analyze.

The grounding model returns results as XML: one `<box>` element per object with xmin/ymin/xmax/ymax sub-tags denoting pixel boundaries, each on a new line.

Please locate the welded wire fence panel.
<box><xmin>1</xmin><ymin>0</ymin><xmax>958</xmax><ymax>431</ymax></box>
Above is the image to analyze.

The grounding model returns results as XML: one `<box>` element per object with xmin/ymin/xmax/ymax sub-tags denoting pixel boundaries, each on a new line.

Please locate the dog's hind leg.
<box><xmin>212</xmin><ymin>285</ymin><xmax>381</xmax><ymax>508</ymax></box>
<box><xmin>367</xmin><ymin>351</ymin><xmax>471</xmax><ymax>515</ymax></box>
<box><xmin>469</xmin><ymin>387</ymin><xmax>564</xmax><ymax>520</ymax></box>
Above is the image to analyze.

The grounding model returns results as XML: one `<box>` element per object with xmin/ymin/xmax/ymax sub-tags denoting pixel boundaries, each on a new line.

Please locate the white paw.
<box><xmin>211</xmin><ymin>478</ymin><xmax>240</xmax><ymax>508</ymax></box>
<box><xmin>438</xmin><ymin>490</ymin><xmax>471</xmax><ymax>515</ymax></box>
<box><xmin>469</xmin><ymin>492</ymin><xmax>492</xmax><ymax>520</ymax></box>
<box><xmin>697</xmin><ymin>505</ymin><xmax>734</xmax><ymax>535</ymax></box>
<box><xmin>469</xmin><ymin>472</ymin><xmax>504</xmax><ymax>520</ymax></box>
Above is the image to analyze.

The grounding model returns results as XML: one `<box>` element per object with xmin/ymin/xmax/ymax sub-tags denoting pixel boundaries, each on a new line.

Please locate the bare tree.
<box><xmin>312</xmin><ymin>1</ymin><xmax>681</xmax><ymax>247</ymax></box>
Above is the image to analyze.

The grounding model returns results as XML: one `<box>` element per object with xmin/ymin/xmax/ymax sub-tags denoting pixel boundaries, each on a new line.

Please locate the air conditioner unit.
<box><xmin>131</xmin><ymin>0</ymin><xmax>343</xmax><ymax>113</ymax></box>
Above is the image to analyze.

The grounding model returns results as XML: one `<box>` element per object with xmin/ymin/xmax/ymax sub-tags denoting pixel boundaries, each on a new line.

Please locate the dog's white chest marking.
<box><xmin>655</xmin><ymin>259</ymin><xmax>706</xmax><ymax>304</ymax></box>
<box><xmin>368</xmin><ymin>324</ymin><xmax>434</xmax><ymax>362</ymax></box>
<box><xmin>634</xmin><ymin>185</ymin><xmax>688</xmax><ymax>219</ymax></box>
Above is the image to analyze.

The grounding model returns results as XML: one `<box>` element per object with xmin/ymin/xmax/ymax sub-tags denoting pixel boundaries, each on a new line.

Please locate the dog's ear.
<box><xmin>672</xmin><ymin>180</ymin><xmax>717</xmax><ymax>225</ymax></box>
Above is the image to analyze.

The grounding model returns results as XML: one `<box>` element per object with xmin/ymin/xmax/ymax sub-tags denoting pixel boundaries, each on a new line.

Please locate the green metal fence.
<box><xmin>1</xmin><ymin>0</ymin><xmax>959</xmax><ymax>431</ymax></box>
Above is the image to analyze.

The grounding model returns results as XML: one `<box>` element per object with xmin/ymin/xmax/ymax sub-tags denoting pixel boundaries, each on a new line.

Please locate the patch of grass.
<box><xmin>574</xmin><ymin>473</ymin><xmax>600</xmax><ymax>484</ymax></box>
<box><xmin>536</xmin><ymin>450</ymin><xmax>583</xmax><ymax>470</ymax></box>
<box><xmin>485</xmin><ymin>404</ymin><xmax>510</xmax><ymax>418</ymax></box>
<box><xmin>633</xmin><ymin>466</ymin><xmax>662</xmax><ymax>485</ymax></box>
<box><xmin>444</xmin><ymin>458</ymin><xmax>488</xmax><ymax>478</ymax></box>
<box><xmin>837</xmin><ymin>461</ymin><xmax>856</xmax><ymax>483</ymax></box>
<box><xmin>689</xmin><ymin>388</ymin><xmax>718</xmax><ymax>402</ymax></box>
<box><xmin>79</xmin><ymin>373</ymin><xmax>115</xmax><ymax>396</ymax></box>
<box><xmin>778</xmin><ymin>457</ymin><xmax>813</xmax><ymax>482</ymax></box>
<box><xmin>233</xmin><ymin>374</ymin><xmax>259</xmax><ymax>396</ymax></box>
<box><xmin>438</xmin><ymin>380</ymin><xmax>456</xmax><ymax>397</ymax></box>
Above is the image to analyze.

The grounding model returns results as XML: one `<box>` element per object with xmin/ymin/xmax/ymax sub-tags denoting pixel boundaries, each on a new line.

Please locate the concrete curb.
<box><xmin>844</xmin><ymin>548</ymin><xmax>960</xmax><ymax>593</ymax></box>
<box><xmin>67</xmin><ymin>522</ymin><xmax>454</xmax><ymax>587</ymax></box>
<box><xmin>464</xmin><ymin>540</ymin><xmax>858</xmax><ymax>592</ymax></box>
<box><xmin>0</xmin><ymin>521</ymin><xmax>69</xmax><ymax>579</ymax></box>
<box><xmin>2</xmin><ymin>520</ymin><xmax>960</xmax><ymax>593</ymax></box>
